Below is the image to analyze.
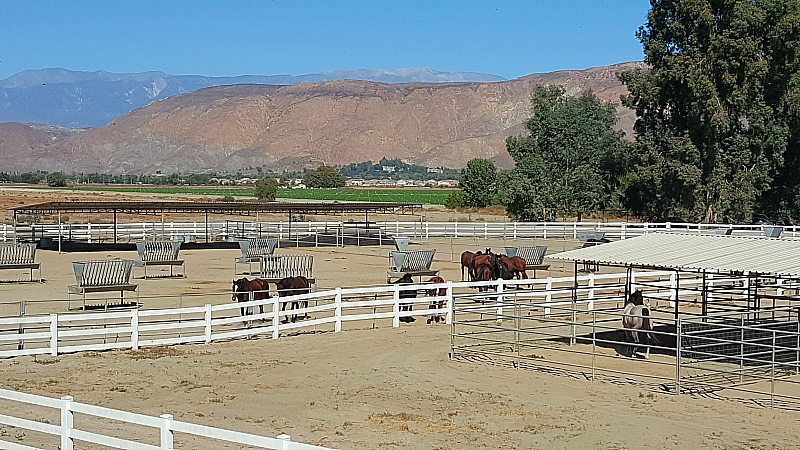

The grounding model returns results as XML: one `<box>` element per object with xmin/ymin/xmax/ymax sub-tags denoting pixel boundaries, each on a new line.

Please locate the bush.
<box><xmin>444</xmin><ymin>190</ymin><xmax>465</xmax><ymax>210</ymax></box>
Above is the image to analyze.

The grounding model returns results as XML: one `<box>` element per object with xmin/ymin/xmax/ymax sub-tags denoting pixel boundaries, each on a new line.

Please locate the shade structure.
<box><xmin>549</xmin><ymin>233</ymin><xmax>800</xmax><ymax>276</ymax></box>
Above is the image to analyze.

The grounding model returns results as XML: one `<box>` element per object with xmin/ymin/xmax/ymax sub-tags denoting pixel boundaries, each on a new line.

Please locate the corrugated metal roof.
<box><xmin>549</xmin><ymin>233</ymin><xmax>800</xmax><ymax>276</ymax></box>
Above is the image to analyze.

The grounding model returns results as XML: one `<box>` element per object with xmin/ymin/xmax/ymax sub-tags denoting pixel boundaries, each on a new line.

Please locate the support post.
<box><xmin>61</xmin><ymin>396</ymin><xmax>74</xmax><ymax>450</ymax></box>
<box><xmin>50</xmin><ymin>313</ymin><xmax>58</xmax><ymax>356</ymax></box>
<box><xmin>335</xmin><ymin>288</ymin><xmax>342</xmax><ymax>332</ymax></box>
<box><xmin>131</xmin><ymin>309</ymin><xmax>139</xmax><ymax>350</ymax></box>
<box><xmin>160</xmin><ymin>414</ymin><xmax>174</xmax><ymax>449</ymax></box>
<box><xmin>393</xmin><ymin>285</ymin><xmax>400</xmax><ymax>327</ymax></box>
<box><xmin>204</xmin><ymin>304</ymin><xmax>212</xmax><ymax>343</ymax></box>
<box><xmin>277</xmin><ymin>434</ymin><xmax>291</xmax><ymax>450</ymax></box>
<box><xmin>445</xmin><ymin>282</ymin><xmax>454</xmax><ymax>324</ymax></box>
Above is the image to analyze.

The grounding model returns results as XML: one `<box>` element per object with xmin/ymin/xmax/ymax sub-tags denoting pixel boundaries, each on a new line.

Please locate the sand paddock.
<box><xmin>0</xmin><ymin>235</ymin><xmax>798</xmax><ymax>449</ymax></box>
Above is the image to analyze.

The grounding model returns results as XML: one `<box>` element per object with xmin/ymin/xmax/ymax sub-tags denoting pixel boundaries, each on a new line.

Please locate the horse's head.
<box><xmin>232</xmin><ymin>278</ymin><xmax>248</xmax><ymax>303</ymax></box>
<box><xmin>627</xmin><ymin>289</ymin><xmax>644</xmax><ymax>306</ymax></box>
<box><xmin>426</xmin><ymin>276</ymin><xmax>446</xmax><ymax>296</ymax></box>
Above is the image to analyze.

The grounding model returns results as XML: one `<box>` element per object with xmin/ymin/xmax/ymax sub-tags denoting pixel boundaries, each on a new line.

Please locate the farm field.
<box><xmin>46</xmin><ymin>185</ymin><xmax>453</xmax><ymax>204</ymax></box>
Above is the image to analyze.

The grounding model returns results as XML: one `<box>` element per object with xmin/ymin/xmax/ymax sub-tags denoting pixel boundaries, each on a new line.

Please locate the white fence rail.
<box><xmin>0</xmin><ymin>269</ymin><xmax>705</xmax><ymax>360</ymax></box>
<box><xmin>5</xmin><ymin>221</ymin><xmax>797</xmax><ymax>244</ymax></box>
<box><xmin>0</xmin><ymin>388</ymin><xmax>331</xmax><ymax>449</ymax></box>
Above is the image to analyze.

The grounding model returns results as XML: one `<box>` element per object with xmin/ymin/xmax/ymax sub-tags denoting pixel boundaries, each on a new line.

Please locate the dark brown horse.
<box><xmin>232</xmin><ymin>277</ymin><xmax>270</xmax><ymax>317</ymax></box>
<box><xmin>275</xmin><ymin>276</ymin><xmax>311</xmax><ymax>323</ymax></box>
<box><xmin>425</xmin><ymin>276</ymin><xmax>447</xmax><ymax>324</ymax></box>
<box><xmin>498</xmin><ymin>255</ymin><xmax>528</xmax><ymax>279</ymax></box>
<box><xmin>392</xmin><ymin>273</ymin><xmax>417</xmax><ymax>323</ymax></box>
<box><xmin>472</xmin><ymin>262</ymin><xmax>493</xmax><ymax>293</ymax></box>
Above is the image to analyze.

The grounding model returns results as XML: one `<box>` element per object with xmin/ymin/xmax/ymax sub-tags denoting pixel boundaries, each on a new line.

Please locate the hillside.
<box><xmin>0</xmin><ymin>68</ymin><xmax>506</xmax><ymax>128</ymax></box>
<box><xmin>0</xmin><ymin>62</ymin><xmax>645</xmax><ymax>174</ymax></box>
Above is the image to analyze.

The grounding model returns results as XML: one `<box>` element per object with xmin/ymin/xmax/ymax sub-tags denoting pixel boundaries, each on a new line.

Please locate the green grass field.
<box><xmin>49</xmin><ymin>186</ymin><xmax>453</xmax><ymax>204</ymax></box>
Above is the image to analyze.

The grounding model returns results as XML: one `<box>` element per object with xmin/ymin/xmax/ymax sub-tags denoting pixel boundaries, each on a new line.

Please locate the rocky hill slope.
<box><xmin>0</xmin><ymin>62</ymin><xmax>645</xmax><ymax>174</ymax></box>
<box><xmin>0</xmin><ymin>68</ymin><xmax>506</xmax><ymax>128</ymax></box>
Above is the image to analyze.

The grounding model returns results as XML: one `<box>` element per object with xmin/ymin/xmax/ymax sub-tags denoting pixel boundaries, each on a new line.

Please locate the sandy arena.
<box><xmin>0</xmin><ymin>188</ymin><xmax>797</xmax><ymax>449</ymax></box>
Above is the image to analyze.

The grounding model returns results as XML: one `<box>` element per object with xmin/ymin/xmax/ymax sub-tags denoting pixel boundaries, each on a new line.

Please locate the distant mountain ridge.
<box><xmin>0</xmin><ymin>62</ymin><xmax>646</xmax><ymax>175</ymax></box>
<box><xmin>0</xmin><ymin>68</ymin><xmax>506</xmax><ymax>128</ymax></box>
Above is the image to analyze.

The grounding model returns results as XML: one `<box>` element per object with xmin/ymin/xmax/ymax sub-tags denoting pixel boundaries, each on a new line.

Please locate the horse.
<box><xmin>498</xmin><ymin>255</ymin><xmax>528</xmax><ymax>279</ymax></box>
<box><xmin>472</xmin><ymin>249</ymin><xmax>496</xmax><ymax>275</ymax></box>
<box><xmin>460</xmin><ymin>250</ymin><xmax>482</xmax><ymax>281</ymax></box>
<box><xmin>232</xmin><ymin>277</ymin><xmax>270</xmax><ymax>319</ymax></box>
<box><xmin>472</xmin><ymin>262</ymin><xmax>494</xmax><ymax>294</ymax></box>
<box><xmin>621</xmin><ymin>290</ymin><xmax>660</xmax><ymax>358</ymax></box>
<box><xmin>492</xmin><ymin>255</ymin><xmax>514</xmax><ymax>280</ymax></box>
<box><xmin>275</xmin><ymin>276</ymin><xmax>311</xmax><ymax>323</ymax></box>
<box><xmin>392</xmin><ymin>273</ymin><xmax>417</xmax><ymax>323</ymax></box>
<box><xmin>425</xmin><ymin>276</ymin><xmax>447</xmax><ymax>324</ymax></box>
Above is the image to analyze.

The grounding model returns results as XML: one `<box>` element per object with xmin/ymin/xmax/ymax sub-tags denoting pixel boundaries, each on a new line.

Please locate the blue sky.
<box><xmin>1</xmin><ymin>0</ymin><xmax>651</xmax><ymax>80</ymax></box>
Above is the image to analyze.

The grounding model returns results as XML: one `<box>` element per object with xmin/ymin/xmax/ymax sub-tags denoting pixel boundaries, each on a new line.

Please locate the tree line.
<box><xmin>455</xmin><ymin>0</ymin><xmax>800</xmax><ymax>224</ymax></box>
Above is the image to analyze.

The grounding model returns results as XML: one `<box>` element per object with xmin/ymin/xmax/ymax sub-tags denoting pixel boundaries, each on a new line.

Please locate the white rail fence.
<box><xmin>5</xmin><ymin>221</ymin><xmax>796</xmax><ymax>244</ymax></box>
<box><xmin>0</xmin><ymin>388</ymin><xmax>331</xmax><ymax>450</ymax></box>
<box><xmin>0</xmin><ymin>270</ymin><xmax>709</xmax><ymax>359</ymax></box>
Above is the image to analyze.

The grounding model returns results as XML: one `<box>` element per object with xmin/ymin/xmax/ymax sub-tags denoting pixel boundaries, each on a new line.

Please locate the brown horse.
<box><xmin>460</xmin><ymin>251</ymin><xmax>478</xmax><ymax>281</ymax></box>
<box><xmin>499</xmin><ymin>255</ymin><xmax>528</xmax><ymax>279</ymax></box>
<box><xmin>232</xmin><ymin>277</ymin><xmax>270</xmax><ymax>317</ymax></box>
<box><xmin>425</xmin><ymin>276</ymin><xmax>447</xmax><ymax>324</ymax></box>
<box><xmin>392</xmin><ymin>273</ymin><xmax>417</xmax><ymax>323</ymax></box>
<box><xmin>275</xmin><ymin>276</ymin><xmax>311</xmax><ymax>323</ymax></box>
<box><xmin>472</xmin><ymin>262</ymin><xmax>493</xmax><ymax>293</ymax></box>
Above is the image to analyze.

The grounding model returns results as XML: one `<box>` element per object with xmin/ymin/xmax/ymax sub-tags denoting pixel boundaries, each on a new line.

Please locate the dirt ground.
<box><xmin>0</xmin><ymin>187</ymin><xmax>798</xmax><ymax>449</ymax></box>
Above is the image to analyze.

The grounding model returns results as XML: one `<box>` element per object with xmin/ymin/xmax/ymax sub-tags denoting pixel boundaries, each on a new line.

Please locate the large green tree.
<box><xmin>460</xmin><ymin>159</ymin><xmax>497</xmax><ymax>208</ymax></box>
<box><xmin>303</xmin><ymin>166</ymin><xmax>346</xmax><ymax>188</ymax></box>
<box><xmin>502</xmin><ymin>86</ymin><xmax>628</xmax><ymax>221</ymax></box>
<box><xmin>254</xmin><ymin>177</ymin><xmax>279</xmax><ymax>200</ymax></box>
<box><xmin>619</xmin><ymin>0</ymin><xmax>800</xmax><ymax>222</ymax></box>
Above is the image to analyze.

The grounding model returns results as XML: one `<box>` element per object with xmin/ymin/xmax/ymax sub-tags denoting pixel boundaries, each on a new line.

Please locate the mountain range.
<box><xmin>0</xmin><ymin>68</ymin><xmax>506</xmax><ymax>128</ymax></box>
<box><xmin>0</xmin><ymin>62</ymin><xmax>645</xmax><ymax>175</ymax></box>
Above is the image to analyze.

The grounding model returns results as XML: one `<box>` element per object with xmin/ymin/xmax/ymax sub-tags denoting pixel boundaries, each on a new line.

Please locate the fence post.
<box><xmin>204</xmin><ymin>304</ymin><xmax>212</xmax><ymax>343</ymax></box>
<box><xmin>393</xmin><ymin>285</ymin><xmax>401</xmax><ymax>328</ymax></box>
<box><xmin>675</xmin><ymin>318</ymin><xmax>682</xmax><ymax>395</ymax></box>
<box><xmin>50</xmin><ymin>314</ymin><xmax>58</xmax><ymax>356</ymax></box>
<box><xmin>445</xmin><ymin>282</ymin><xmax>454</xmax><ymax>325</ymax></box>
<box><xmin>545</xmin><ymin>277</ymin><xmax>552</xmax><ymax>316</ymax></box>
<box><xmin>771</xmin><ymin>330</ymin><xmax>776</xmax><ymax>409</ymax></box>
<box><xmin>60</xmin><ymin>395</ymin><xmax>74</xmax><ymax>450</ymax></box>
<box><xmin>587</xmin><ymin>273</ymin><xmax>595</xmax><ymax>311</ymax></box>
<box><xmin>669</xmin><ymin>272</ymin><xmax>677</xmax><ymax>308</ymax></box>
<box><xmin>621</xmin><ymin>223</ymin><xmax>627</xmax><ymax>239</ymax></box>
<box><xmin>160</xmin><ymin>414</ymin><xmax>174</xmax><ymax>449</ymax></box>
<box><xmin>335</xmin><ymin>288</ymin><xmax>343</xmax><ymax>333</ymax></box>
<box><xmin>277</xmin><ymin>434</ymin><xmax>291</xmax><ymax>450</ymax></box>
<box><xmin>273</xmin><ymin>295</ymin><xmax>281</xmax><ymax>339</ymax></box>
<box><xmin>496</xmin><ymin>279</ymin><xmax>504</xmax><ymax>323</ymax></box>
<box><xmin>131</xmin><ymin>309</ymin><xmax>139</xmax><ymax>350</ymax></box>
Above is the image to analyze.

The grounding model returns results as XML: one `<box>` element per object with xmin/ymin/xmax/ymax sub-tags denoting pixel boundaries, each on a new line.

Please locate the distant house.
<box><xmin>382</xmin><ymin>165</ymin><xmax>396</xmax><ymax>173</ymax></box>
<box><xmin>427</xmin><ymin>167</ymin><xmax>444</xmax><ymax>174</ymax></box>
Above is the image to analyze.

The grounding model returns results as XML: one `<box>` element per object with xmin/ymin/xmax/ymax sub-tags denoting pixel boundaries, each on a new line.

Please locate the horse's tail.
<box><xmin>641</xmin><ymin>307</ymin><xmax>660</xmax><ymax>345</ymax></box>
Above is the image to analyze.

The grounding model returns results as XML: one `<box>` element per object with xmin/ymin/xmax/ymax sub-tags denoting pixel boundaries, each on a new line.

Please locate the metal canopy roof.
<box><xmin>549</xmin><ymin>233</ymin><xmax>800</xmax><ymax>276</ymax></box>
<box><xmin>10</xmin><ymin>201</ymin><xmax>422</xmax><ymax>216</ymax></box>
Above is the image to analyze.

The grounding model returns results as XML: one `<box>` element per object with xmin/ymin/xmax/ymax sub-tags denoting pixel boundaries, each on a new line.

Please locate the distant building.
<box><xmin>427</xmin><ymin>167</ymin><xmax>444</xmax><ymax>174</ymax></box>
<box><xmin>381</xmin><ymin>165</ymin><xmax>396</xmax><ymax>173</ymax></box>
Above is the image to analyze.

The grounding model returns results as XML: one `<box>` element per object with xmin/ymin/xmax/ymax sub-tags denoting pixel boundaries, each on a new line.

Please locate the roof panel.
<box><xmin>549</xmin><ymin>233</ymin><xmax>800</xmax><ymax>276</ymax></box>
